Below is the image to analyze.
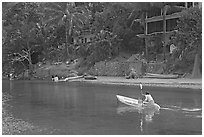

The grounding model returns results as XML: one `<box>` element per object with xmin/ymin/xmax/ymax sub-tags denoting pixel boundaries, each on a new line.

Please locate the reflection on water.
<box><xmin>117</xmin><ymin>106</ymin><xmax>160</xmax><ymax>121</ymax></box>
<box><xmin>117</xmin><ymin>105</ymin><xmax>160</xmax><ymax>132</ymax></box>
<box><xmin>116</xmin><ymin>103</ymin><xmax>202</xmax><ymax>134</ymax></box>
<box><xmin>2</xmin><ymin>80</ymin><xmax>202</xmax><ymax>135</ymax></box>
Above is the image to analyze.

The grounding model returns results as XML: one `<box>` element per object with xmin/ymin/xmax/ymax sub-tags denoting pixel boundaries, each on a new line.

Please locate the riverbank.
<box><xmin>71</xmin><ymin>76</ymin><xmax>202</xmax><ymax>90</ymax></box>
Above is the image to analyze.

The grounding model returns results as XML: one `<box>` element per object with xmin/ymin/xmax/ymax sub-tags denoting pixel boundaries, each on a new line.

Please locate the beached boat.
<box><xmin>84</xmin><ymin>75</ymin><xmax>97</xmax><ymax>80</ymax></box>
<box><xmin>57</xmin><ymin>75</ymin><xmax>84</xmax><ymax>82</ymax></box>
<box><xmin>143</xmin><ymin>73</ymin><xmax>179</xmax><ymax>79</ymax></box>
<box><xmin>116</xmin><ymin>95</ymin><xmax>160</xmax><ymax>110</ymax></box>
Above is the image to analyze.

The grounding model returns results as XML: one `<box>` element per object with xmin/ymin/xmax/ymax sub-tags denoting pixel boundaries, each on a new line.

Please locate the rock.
<box><xmin>146</xmin><ymin>62</ymin><xmax>166</xmax><ymax>74</ymax></box>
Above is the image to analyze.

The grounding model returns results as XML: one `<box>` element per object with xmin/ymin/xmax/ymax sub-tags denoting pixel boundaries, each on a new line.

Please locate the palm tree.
<box><xmin>117</xmin><ymin>2</ymin><xmax>154</xmax><ymax>62</ymax></box>
<box><xmin>42</xmin><ymin>2</ymin><xmax>90</xmax><ymax>60</ymax></box>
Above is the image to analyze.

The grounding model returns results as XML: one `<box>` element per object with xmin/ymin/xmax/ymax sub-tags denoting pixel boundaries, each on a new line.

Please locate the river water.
<box><xmin>2</xmin><ymin>80</ymin><xmax>202</xmax><ymax>135</ymax></box>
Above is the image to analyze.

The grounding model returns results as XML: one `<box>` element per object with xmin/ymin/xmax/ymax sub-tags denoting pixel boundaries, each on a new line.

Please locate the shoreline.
<box><xmin>3</xmin><ymin>76</ymin><xmax>202</xmax><ymax>90</ymax></box>
<box><xmin>71</xmin><ymin>76</ymin><xmax>202</xmax><ymax>90</ymax></box>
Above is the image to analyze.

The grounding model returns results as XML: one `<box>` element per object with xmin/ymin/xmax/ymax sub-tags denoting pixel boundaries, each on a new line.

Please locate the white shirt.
<box><xmin>170</xmin><ymin>44</ymin><xmax>177</xmax><ymax>54</ymax></box>
<box><xmin>144</xmin><ymin>94</ymin><xmax>154</xmax><ymax>102</ymax></box>
<box><xmin>54</xmin><ymin>76</ymin><xmax>58</xmax><ymax>82</ymax></box>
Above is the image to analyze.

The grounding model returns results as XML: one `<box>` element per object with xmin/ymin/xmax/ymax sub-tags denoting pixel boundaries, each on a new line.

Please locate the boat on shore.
<box><xmin>57</xmin><ymin>75</ymin><xmax>84</xmax><ymax>82</ymax></box>
<box><xmin>84</xmin><ymin>75</ymin><xmax>97</xmax><ymax>80</ymax></box>
<box><xmin>143</xmin><ymin>73</ymin><xmax>179</xmax><ymax>79</ymax></box>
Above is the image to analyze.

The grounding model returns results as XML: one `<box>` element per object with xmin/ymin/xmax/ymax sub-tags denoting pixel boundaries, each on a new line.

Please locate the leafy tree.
<box><xmin>76</xmin><ymin>3</ymin><xmax>128</xmax><ymax>65</ymax></box>
<box><xmin>171</xmin><ymin>7</ymin><xmax>202</xmax><ymax>77</ymax></box>
<box><xmin>42</xmin><ymin>2</ymin><xmax>90</xmax><ymax>60</ymax></box>
<box><xmin>118</xmin><ymin>2</ymin><xmax>183</xmax><ymax>62</ymax></box>
<box><xmin>77</xmin><ymin>2</ymin><xmax>149</xmax><ymax>65</ymax></box>
<box><xmin>3</xmin><ymin>2</ymin><xmax>43</xmax><ymax>76</ymax></box>
<box><xmin>117</xmin><ymin>2</ymin><xmax>157</xmax><ymax>61</ymax></box>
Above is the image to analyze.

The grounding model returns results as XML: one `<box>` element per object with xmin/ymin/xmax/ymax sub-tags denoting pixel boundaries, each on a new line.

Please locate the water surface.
<box><xmin>2</xmin><ymin>80</ymin><xmax>202</xmax><ymax>135</ymax></box>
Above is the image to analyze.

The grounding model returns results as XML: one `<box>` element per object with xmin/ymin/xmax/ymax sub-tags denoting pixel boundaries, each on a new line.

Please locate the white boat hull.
<box><xmin>116</xmin><ymin>95</ymin><xmax>160</xmax><ymax>110</ymax></box>
<box><xmin>57</xmin><ymin>75</ymin><xmax>84</xmax><ymax>82</ymax></box>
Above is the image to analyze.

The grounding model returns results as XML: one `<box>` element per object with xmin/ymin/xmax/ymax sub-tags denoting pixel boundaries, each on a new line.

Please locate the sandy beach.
<box><xmin>72</xmin><ymin>76</ymin><xmax>202</xmax><ymax>90</ymax></box>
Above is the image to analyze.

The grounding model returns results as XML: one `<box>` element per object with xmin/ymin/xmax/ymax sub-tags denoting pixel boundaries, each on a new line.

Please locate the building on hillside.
<box><xmin>72</xmin><ymin>31</ymin><xmax>96</xmax><ymax>45</ymax></box>
<box><xmin>135</xmin><ymin>2</ymin><xmax>202</xmax><ymax>62</ymax></box>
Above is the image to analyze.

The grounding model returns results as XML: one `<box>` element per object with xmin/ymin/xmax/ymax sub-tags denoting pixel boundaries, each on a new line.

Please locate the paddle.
<box><xmin>139</xmin><ymin>83</ymin><xmax>143</xmax><ymax>105</ymax></box>
<box><xmin>139</xmin><ymin>83</ymin><xmax>143</xmax><ymax>91</ymax></box>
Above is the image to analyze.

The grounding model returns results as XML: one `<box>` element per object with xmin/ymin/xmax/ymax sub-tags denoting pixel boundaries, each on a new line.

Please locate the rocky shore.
<box><xmin>2</xmin><ymin>93</ymin><xmax>35</xmax><ymax>135</ymax></box>
<box><xmin>2</xmin><ymin>92</ymin><xmax>59</xmax><ymax>135</ymax></box>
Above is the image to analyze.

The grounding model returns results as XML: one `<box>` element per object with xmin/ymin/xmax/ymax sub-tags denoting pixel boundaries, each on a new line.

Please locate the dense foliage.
<box><xmin>3</xmin><ymin>3</ymin><xmax>43</xmax><ymax>75</ymax></box>
<box><xmin>169</xmin><ymin>7</ymin><xmax>202</xmax><ymax>76</ymax></box>
<box><xmin>2</xmin><ymin>2</ymin><xmax>202</xmax><ymax>77</ymax></box>
<box><xmin>42</xmin><ymin>2</ymin><xmax>90</xmax><ymax>60</ymax></box>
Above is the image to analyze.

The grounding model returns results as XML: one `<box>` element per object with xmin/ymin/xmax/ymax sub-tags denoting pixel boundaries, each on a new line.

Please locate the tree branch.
<box><xmin>11</xmin><ymin>52</ymin><xmax>30</xmax><ymax>63</ymax></box>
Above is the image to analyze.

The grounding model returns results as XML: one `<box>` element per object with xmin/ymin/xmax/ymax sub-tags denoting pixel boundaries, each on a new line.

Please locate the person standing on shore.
<box><xmin>54</xmin><ymin>75</ymin><xmax>59</xmax><ymax>82</ymax></box>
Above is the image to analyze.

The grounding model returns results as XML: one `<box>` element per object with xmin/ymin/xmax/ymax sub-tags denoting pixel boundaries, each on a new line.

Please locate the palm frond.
<box><xmin>57</xmin><ymin>2</ymin><xmax>72</xmax><ymax>12</ymax></box>
<box><xmin>74</xmin><ymin>12</ymin><xmax>88</xmax><ymax>20</ymax></box>
<box><xmin>44</xmin><ymin>7</ymin><xmax>63</xmax><ymax>14</ymax></box>
<box><xmin>43</xmin><ymin>9</ymin><xmax>63</xmax><ymax>20</ymax></box>
<box><xmin>44</xmin><ymin>16</ymin><xmax>64</xmax><ymax>27</ymax></box>
<box><xmin>43</xmin><ymin>2</ymin><xmax>65</xmax><ymax>12</ymax></box>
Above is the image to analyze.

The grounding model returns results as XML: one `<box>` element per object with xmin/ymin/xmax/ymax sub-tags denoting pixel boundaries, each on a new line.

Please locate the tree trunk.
<box><xmin>28</xmin><ymin>50</ymin><xmax>33</xmax><ymax>78</ymax></box>
<box><xmin>65</xmin><ymin>20</ymin><xmax>69</xmax><ymax>60</ymax></box>
<box><xmin>143</xmin><ymin>12</ymin><xmax>148</xmax><ymax>63</ymax></box>
<box><xmin>191</xmin><ymin>53</ymin><xmax>201</xmax><ymax>78</ymax></box>
<box><xmin>27</xmin><ymin>41</ymin><xmax>33</xmax><ymax>78</ymax></box>
<box><xmin>64</xmin><ymin>4</ymin><xmax>73</xmax><ymax>61</ymax></box>
<box><xmin>144</xmin><ymin>37</ymin><xmax>148</xmax><ymax>62</ymax></box>
<box><xmin>68</xmin><ymin>15</ymin><xmax>73</xmax><ymax>60</ymax></box>
<box><xmin>162</xmin><ymin>5</ymin><xmax>167</xmax><ymax>62</ymax></box>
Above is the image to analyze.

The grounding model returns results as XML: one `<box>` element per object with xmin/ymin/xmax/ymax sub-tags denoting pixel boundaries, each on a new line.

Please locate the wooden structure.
<box><xmin>135</xmin><ymin>2</ymin><xmax>201</xmax><ymax>62</ymax></box>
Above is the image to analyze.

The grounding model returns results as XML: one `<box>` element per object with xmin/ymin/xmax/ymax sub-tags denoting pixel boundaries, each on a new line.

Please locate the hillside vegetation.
<box><xmin>2</xmin><ymin>3</ymin><xmax>201</xmax><ymax>79</ymax></box>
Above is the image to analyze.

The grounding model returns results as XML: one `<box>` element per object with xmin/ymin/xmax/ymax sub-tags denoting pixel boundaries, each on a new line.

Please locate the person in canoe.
<box><xmin>142</xmin><ymin>92</ymin><xmax>155</xmax><ymax>106</ymax></box>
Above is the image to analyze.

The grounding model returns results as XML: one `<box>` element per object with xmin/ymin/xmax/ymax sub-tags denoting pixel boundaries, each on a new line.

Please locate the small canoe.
<box><xmin>143</xmin><ymin>73</ymin><xmax>179</xmax><ymax>79</ymax></box>
<box><xmin>84</xmin><ymin>75</ymin><xmax>97</xmax><ymax>80</ymax></box>
<box><xmin>58</xmin><ymin>75</ymin><xmax>84</xmax><ymax>82</ymax></box>
<box><xmin>116</xmin><ymin>95</ymin><xmax>141</xmax><ymax>106</ymax></box>
<box><xmin>116</xmin><ymin>95</ymin><xmax>160</xmax><ymax>110</ymax></box>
